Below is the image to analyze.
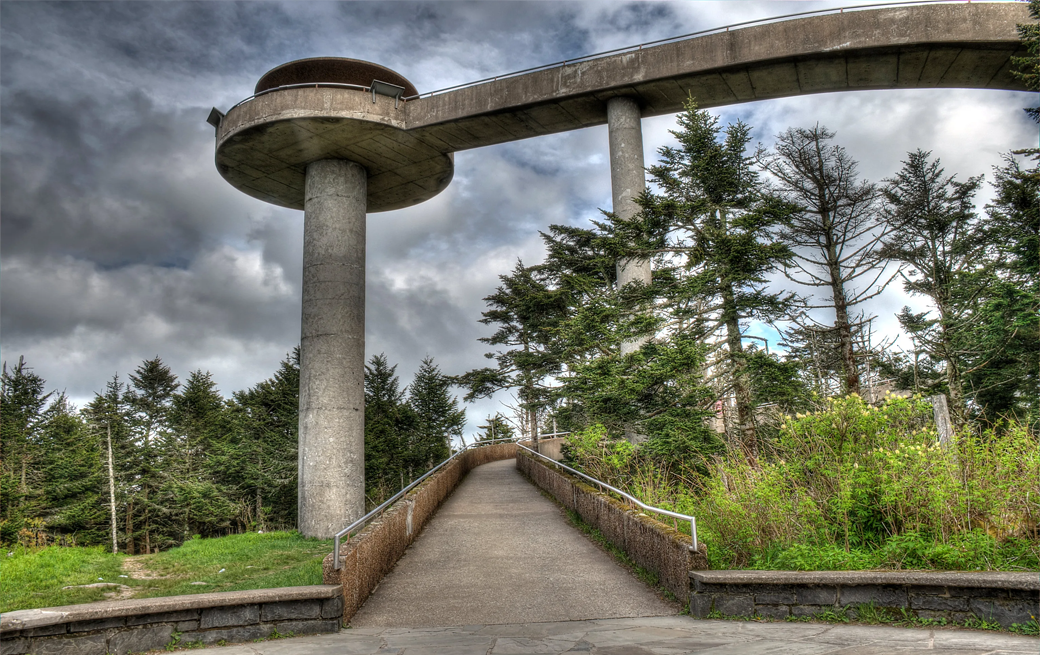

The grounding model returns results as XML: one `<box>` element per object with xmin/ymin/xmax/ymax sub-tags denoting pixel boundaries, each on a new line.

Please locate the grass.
<box><xmin>0</xmin><ymin>531</ymin><xmax>333</xmax><ymax>612</ymax></box>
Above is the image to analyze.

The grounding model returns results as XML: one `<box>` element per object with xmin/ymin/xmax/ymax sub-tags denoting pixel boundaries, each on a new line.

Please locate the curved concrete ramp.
<box><xmin>349</xmin><ymin>459</ymin><xmax>677</xmax><ymax>627</ymax></box>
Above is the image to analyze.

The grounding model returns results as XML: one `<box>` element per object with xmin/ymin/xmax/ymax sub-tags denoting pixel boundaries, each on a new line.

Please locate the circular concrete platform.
<box><xmin>215</xmin><ymin>60</ymin><xmax>452</xmax><ymax>213</ymax></box>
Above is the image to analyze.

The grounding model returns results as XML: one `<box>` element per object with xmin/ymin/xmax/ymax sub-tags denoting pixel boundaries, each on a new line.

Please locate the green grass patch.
<box><xmin>0</xmin><ymin>545</ymin><xmax>127</xmax><ymax>611</ymax></box>
<box><xmin>0</xmin><ymin>531</ymin><xmax>332</xmax><ymax>612</ymax></box>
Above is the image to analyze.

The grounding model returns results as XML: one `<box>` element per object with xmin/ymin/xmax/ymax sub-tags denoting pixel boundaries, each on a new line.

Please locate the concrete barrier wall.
<box><xmin>518</xmin><ymin>437</ymin><xmax>566</xmax><ymax>461</ymax></box>
<box><xmin>0</xmin><ymin>585</ymin><xmax>343</xmax><ymax>655</ymax></box>
<box><xmin>690</xmin><ymin>571</ymin><xmax>1040</xmax><ymax>629</ymax></box>
<box><xmin>516</xmin><ymin>449</ymin><xmax>706</xmax><ymax>601</ymax></box>
<box><xmin>322</xmin><ymin>442</ymin><xmax>516</xmax><ymax>622</ymax></box>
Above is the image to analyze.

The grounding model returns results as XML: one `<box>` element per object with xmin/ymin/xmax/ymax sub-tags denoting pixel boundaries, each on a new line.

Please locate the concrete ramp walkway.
<box><xmin>349</xmin><ymin>458</ymin><xmax>677</xmax><ymax>627</ymax></box>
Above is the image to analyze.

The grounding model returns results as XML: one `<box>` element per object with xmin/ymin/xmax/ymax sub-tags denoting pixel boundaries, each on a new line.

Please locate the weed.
<box><xmin>1009</xmin><ymin>619</ymin><xmax>1040</xmax><ymax>636</ymax></box>
<box><xmin>964</xmin><ymin>616</ymin><xmax>1003</xmax><ymax>631</ymax></box>
<box><xmin>165</xmin><ymin>631</ymin><xmax>182</xmax><ymax>651</ymax></box>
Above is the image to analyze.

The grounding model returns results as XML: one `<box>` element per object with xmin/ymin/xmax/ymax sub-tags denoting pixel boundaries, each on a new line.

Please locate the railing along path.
<box><xmin>516</xmin><ymin>444</ymin><xmax>699</xmax><ymax>551</ymax></box>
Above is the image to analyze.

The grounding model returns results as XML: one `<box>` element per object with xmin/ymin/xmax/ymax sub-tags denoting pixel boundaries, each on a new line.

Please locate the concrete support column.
<box><xmin>607</xmin><ymin>96</ymin><xmax>650</xmax><ymax>356</ymax></box>
<box><xmin>299</xmin><ymin>159</ymin><xmax>367</xmax><ymax>538</ymax></box>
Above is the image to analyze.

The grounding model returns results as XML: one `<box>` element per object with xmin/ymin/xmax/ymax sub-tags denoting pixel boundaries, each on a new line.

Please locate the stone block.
<box><xmin>912</xmin><ymin>585</ymin><xmax>948</xmax><ymax>595</ymax></box>
<box><xmin>756</xmin><ymin>590</ymin><xmax>796</xmax><ymax>605</ymax></box>
<box><xmin>791</xmin><ymin>605</ymin><xmax>823</xmax><ymax>617</ymax></box>
<box><xmin>969</xmin><ymin>598</ymin><xmax>1036</xmax><ymax>628</ymax></box>
<box><xmin>108</xmin><ymin>624</ymin><xmax>174</xmax><ymax>655</ymax></box>
<box><xmin>840</xmin><ymin>585</ymin><xmax>907</xmax><ymax>608</ymax></box>
<box><xmin>272</xmin><ymin>619</ymin><xmax>340</xmax><ymax>636</ymax></box>
<box><xmin>755</xmin><ymin>604</ymin><xmax>790</xmax><ymax>620</ymax></box>
<box><xmin>68</xmin><ymin>617</ymin><xmax>125</xmax><ymax>632</ymax></box>
<box><xmin>796</xmin><ymin>586</ymin><xmax>836</xmax><ymax>606</ymax></box>
<box><xmin>716</xmin><ymin>595</ymin><xmax>754</xmax><ymax>617</ymax></box>
<box><xmin>25</xmin><ymin>624</ymin><xmax>66</xmax><ymax>637</ymax></box>
<box><xmin>321</xmin><ymin>595</ymin><xmax>344</xmax><ymax>619</ymax></box>
<box><xmin>199</xmin><ymin>604</ymin><xmax>259</xmax><ymax>629</ymax></box>
<box><xmin>910</xmin><ymin>595</ymin><xmax>968</xmax><ymax>611</ymax></box>
<box><xmin>1008</xmin><ymin>588</ymin><xmax>1039</xmax><ymax>601</ymax></box>
<box><xmin>0</xmin><ymin>637</ymin><xmax>30</xmax><ymax>655</ymax></box>
<box><xmin>261</xmin><ymin>600</ymin><xmax>321</xmax><ymax>622</ymax></box>
<box><xmin>179</xmin><ymin>624</ymin><xmax>273</xmax><ymax>646</ymax></box>
<box><xmin>689</xmin><ymin>593</ymin><xmax>714</xmax><ymax>618</ymax></box>
<box><xmin>948</xmin><ymin>586</ymin><xmax>1007</xmax><ymax>598</ymax></box>
<box><xmin>127</xmin><ymin>609</ymin><xmax>199</xmax><ymax>626</ymax></box>
<box><xmin>917</xmin><ymin>610</ymin><xmax>971</xmax><ymax>622</ymax></box>
<box><xmin>175</xmin><ymin>620</ymin><xmax>200</xmax><ymax>631</ymax></box>
<box><xmin>30</xmin><ymin>633</ymin><xmax>107</xmax><ymax>655</ymax></box>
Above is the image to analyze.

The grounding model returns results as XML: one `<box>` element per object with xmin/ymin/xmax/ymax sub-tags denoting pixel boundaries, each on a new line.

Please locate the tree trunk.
<box><xmin>126</xmin><ymin>502</ymin><xmax>134</xmax><ymax>555</ymax></box>
<box><xmin>830</xmin><ymin>277</ymin><xmax>861</xmax><ymax>395</ymax></box>
<box><xmin>107</xmin><ymin>424</ymin><xmax>118</xmax><ymax>554</ymax></box>
<box><xmin>721</xmin><ymin>283</ymin><xmax>757</xmax><ymax>459</ymax></box>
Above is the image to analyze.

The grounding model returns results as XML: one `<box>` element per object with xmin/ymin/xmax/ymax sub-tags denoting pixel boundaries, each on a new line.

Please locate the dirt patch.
<box><xmin>122</xmin><ymin>556</ymin><xmax>164</xmax><ymax>580</ymax></box>
<box><xmin>60</xmin><ymin>582</ymin><xmax>137</xmax><ymax>601</ymax></box>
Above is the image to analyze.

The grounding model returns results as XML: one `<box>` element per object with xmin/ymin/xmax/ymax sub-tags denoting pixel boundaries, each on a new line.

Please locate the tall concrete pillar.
<box><xmin>298</xmin><ymin>159</ymin><xmax>367</xmax><ymax>538</ymax></box>
<box><xmin>607</xmin><ymin>96</ymin><xmax>650</xmax><ymax>356</ymax></box>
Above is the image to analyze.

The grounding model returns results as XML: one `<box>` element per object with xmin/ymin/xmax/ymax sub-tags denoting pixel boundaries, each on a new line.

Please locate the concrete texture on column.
<box><xmin>608</xmin><ymin>96</ymin><xmax>651</xmax><ymax>357</ymax></box>
<box><xmin>299</xmin><ymin>159</ymin><xmax>367</xmax><ymax>538</ymax></box>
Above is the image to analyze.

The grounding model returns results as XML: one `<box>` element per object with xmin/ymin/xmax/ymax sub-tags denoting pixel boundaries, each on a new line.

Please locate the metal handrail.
<box><xmin>516</xmin><ymin>443</ymin><xmax>698</xmax><ymax>551</ymax></box>
<box><xmin>331</xmin><ymin>436</ymin><xmax>518</xmax><ymax>570</ymax></box>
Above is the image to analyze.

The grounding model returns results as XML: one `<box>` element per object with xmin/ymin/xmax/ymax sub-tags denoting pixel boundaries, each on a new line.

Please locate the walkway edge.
<box><xmin>321</xmin><ymin>443</ymin><xmax>516</xmax><ymax>623</ymax></box>
<box><xmin>516</xmin><ymin>448</ymin><xmax>706</xmax><ymax>601</ymax></box>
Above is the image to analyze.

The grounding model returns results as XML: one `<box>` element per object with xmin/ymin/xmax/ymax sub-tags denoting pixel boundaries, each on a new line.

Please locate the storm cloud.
<box><xmin>2</xmin><ymin>1</ymin><xmax>1035</xmax><ymax>436</ymax></box>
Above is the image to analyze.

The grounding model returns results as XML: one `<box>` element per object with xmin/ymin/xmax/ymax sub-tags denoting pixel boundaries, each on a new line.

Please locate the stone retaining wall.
<box><xmin>0</xmin><ymin>585</ymin><xmax>342</xmax><ymax>655</ymax></box>
<box><xmin>322</xmin><ymin>441</ymin><xmax>517</xmax><ymax>623</ymax></box>
<box><xmin>516</xmin><ymin>448</ymin><xmax>707</xmax><ymax>601</ymax></box>
<box><xmin>690</xmin><ymin>570</ymin><xmax>1040</xmax><ymax>629</ymax></box>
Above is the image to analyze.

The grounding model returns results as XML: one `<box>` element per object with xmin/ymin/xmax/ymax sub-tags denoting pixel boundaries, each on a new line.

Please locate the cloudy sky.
<box><xmin>1</xmin><ymin>0</ymin><xmax>1035</xmax><ymax>440</ymax></box>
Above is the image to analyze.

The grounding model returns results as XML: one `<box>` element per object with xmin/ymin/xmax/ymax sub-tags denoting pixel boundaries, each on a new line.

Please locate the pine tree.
<box><xmin>125</xmin><ymin>357</ymin><xmax>179</xmax><ymax>552</ymax></box>
<box><xmin>639</xmin><ymin>99</ymin><xmax>796</xmax><ymax>457</ymax></box>
<box><xmin>364</xmin><ymin>354</ymin><xmax>416</xmax><ymax>498</ymax></box>
<box><xmin>457</xmin><ymin>261</ymin><xmax>566</xmax><ymax>442</ymax></box>
<box><xmin>408</xmin><ymin>357</ymin><xmax>465</xmax><ymax>469</ymax></box>
<box><xmin>0</xmin><ymin>357</ymin><xmax>51</xmax><ymax>541</ymax></box>
<box><xmin>164</xmin><ymin>370</ymin><xmax>237</xmax><ymax>541</ymax></box>
<box><xmin>227</xmin><ymin>350</ymin><xmax>300</xmax><ymax>530</ymax></box>
<box><xmin>40</xmin><ymin>396</ymin><xmax>105</xmax><ymax>545</ymax></box>
<box><xmin>83</xmin><ymin>375</ymin><xmax>134</xmax><ymax>552</ymax></box>
<box><xmin>882</xmin><ymin>151</ymin><xmax>986</xmax><ymax>424</ymax></box>
<box><xmin>476</xmin><ymin>414</ymin><xmax>514</xmax><ymax>442</ymax></box>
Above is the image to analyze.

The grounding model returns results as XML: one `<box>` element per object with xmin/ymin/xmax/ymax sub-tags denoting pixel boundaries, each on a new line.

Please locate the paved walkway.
<box><xmin>207</xmin><ymin>615</ymin><xmax>1038</xmax><ymax>654</ymax></box>
<box><xmin>350</xmin><ymin>458</ymin><xmax>677</xmax><ymax>626</ymax></box>
<box><xmin>198</xmin><ymin>458</ymin><xmax>1037</xmax><ymax>653</ymax></box>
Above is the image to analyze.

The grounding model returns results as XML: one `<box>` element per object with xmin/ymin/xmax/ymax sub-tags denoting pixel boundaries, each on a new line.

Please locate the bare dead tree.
<box><xmin>759</xmin><ymin>125</ymin><xmax>894</xmax><ymax>395</ymax></box>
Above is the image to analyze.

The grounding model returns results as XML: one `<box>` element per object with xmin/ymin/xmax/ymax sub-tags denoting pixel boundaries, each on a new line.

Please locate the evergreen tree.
<box><xmin>0</xmin><ymin>357</ymin><xmax>51</xmax><ymax>541</ymax></box>
<box><xmin>364</xmin><ymin>354</ymin><xmax>416</xmax><ymax>498</ymax></box>
<box><xmin>1012</xmin><ymin>0</ymin><xmax>1040</xmax><ymax>123</ymax></box>
<box><xmin>758</xmin><ymin>125</ymin><xmax>889</xmax><ymax>395</ymax></box>
<box><xmin>639</xmin><ymin>99</ymin><xmax>796</xmax><ymax>457</ymax></box>
<box><xmin>82</xmin><ymin>375</ymin><xmax>134</xmax><ymax>552</ymax></box>
<box><xmin>163</xmin><ymin>370</ymin><xmax>237</xmax><ymax>541</ymax></box>
<box><xmin>226</xmin><ymin>350</ymin><xmax>300</xmax><ymax>530</ymax></box>
<box><xmin>967</xmin><ymin>154</ymin><xmax>1040</xmax><ymax>424</ymax></box>
<box><xmin>408</xmin><ymin>357</ymin><xmax>465</xmax><ymax>469</ymax></box>
<box><xmin>476</xmin><ymin>414</ymin><xmax>514</xmax><ymax>442</ymax></box>
<box><xmin>882</xmin><ymin>151</ymin><xmax>985</xmax><ymax>424</ymax></box>
<box><xmin>40</xmin><ymin>396</ymin><xmax>105</xmax><ymax>545</ymax></box>
<box><xmin>457</xmin><ymin>261</ymin><xmax>566</xmax><ymax>442</ymax></box>
<box><xmin>124</xmin><ymin>357</ymin><xmax>179</xmax><ymax>553</ymax></box>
